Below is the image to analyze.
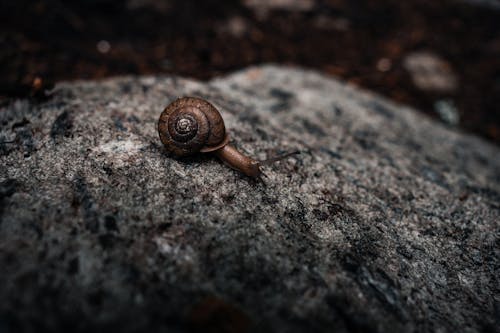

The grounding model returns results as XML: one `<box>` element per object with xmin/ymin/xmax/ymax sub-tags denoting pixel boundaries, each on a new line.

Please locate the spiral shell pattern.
<box><xmin>158</xmin><ymin>97</ymin><xmax>228</xmax><ymax>156</ymax></box>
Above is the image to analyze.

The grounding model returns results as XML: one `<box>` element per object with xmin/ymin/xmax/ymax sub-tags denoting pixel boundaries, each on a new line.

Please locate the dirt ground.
<box><xmin>1</xmin><ymin>0</ymin><xmax>499</xmax><ymax>144</ymax></box>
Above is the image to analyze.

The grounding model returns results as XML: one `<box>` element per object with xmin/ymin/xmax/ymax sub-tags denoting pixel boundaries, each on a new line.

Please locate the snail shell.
<box><xmin>158</xmin><ymin>97</ymin><xmax>230</xmax><ymax>156</ymax></box>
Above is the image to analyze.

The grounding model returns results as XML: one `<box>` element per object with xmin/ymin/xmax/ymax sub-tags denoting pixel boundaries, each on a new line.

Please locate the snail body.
<box><xmin>158</xmin><ymin>97</ymin><xmax>295</xmax><ymax>178</ymax></box>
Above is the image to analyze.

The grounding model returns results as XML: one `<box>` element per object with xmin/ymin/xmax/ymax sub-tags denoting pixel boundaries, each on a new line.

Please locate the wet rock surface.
<box><xmin>1</xmin><ymin>65</ymin><xmax>499</xmax><ymax>333</ymax></box>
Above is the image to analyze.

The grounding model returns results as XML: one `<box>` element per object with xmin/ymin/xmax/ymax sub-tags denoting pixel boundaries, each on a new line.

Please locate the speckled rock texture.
<box><xmin>1</xmin><ymin>65</ymin><xmax>499</xmax><ymax>333</ymax></box>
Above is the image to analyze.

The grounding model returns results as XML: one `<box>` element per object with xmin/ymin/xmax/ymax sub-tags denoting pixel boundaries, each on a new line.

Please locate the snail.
<box><xmin>158</xmin><ymin>97</ymin><xmax>297</xmax><ymax>178</ymax></box>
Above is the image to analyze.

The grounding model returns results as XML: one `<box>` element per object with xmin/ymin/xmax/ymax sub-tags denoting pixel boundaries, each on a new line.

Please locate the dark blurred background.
<box><xmin>1</xmin><ymin>0</ymin><xmax>499</xmax><ymax>144</ymax></box>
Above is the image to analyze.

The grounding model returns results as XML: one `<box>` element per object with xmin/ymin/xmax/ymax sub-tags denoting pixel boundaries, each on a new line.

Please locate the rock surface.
<box><xmin>1</xmin><ymin>65</ymin><xmax>499</xmax><ymax>333</ymax></box>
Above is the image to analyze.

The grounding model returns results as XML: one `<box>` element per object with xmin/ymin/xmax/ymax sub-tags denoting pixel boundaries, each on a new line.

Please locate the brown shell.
<box><xmin>158</xmin><ymin>97</ymin><xmax>229</xmax><ymax>156</ymax></box>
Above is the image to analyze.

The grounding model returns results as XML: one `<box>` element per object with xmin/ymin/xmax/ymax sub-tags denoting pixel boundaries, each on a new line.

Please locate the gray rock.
<box><xmin>403</xmin><ymin>51</ymin><xmax>458</xmax><ymax>93</ymax></box>
<box><xmin>1</xmin><ymin>65</ymin><xmax>499</xmax><ymax>333</ymax></box>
